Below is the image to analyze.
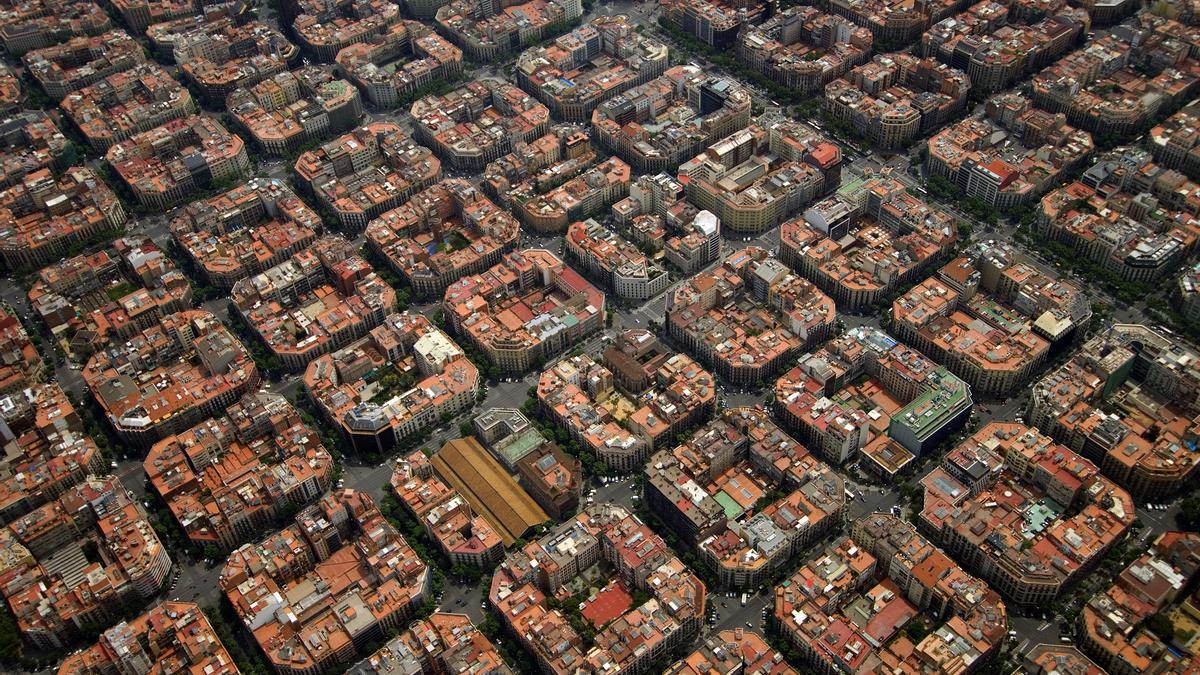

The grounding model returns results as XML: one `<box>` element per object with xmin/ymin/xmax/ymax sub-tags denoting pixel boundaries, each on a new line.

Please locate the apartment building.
<box><xmin>926</xmin><ymin>93</ymin><xmax>1094</xmax><ymax>209</ymax></box>
<box><xmin>0</xmin><ymin>111</ymin><xmax>69</xmax><ymax>189</ymax></box>
<box><xmin>105</xmin><ymin>115</ymin><xmax>251</xmax><ymax>210</ymax></box>
<box><xmin>515</xmin><ymin>442</ymin><xmax>582</xmax><ymax>520</ymax></box>
<box><xmin>175</xmin><ymin>20</ymin><xmax>297</xmax><ymax>102</ymax></box>
<box><xmin>666</xmin><ymin>211</ymin><xmax>723</xmax><ymax>273</ymax></box>
<box><xmin>221</xmin><ymin>491</ymin><xmax>430</xmax><ymax>675</ymax></box>
<box><xmin>1078</xmin><ymin>531</ymin><xmax>1200</xmax><ymax>674</ymax></box>
<box><xmin>144</xmin><ymin>4</ymin><xmax>247</xmax><ymax>58</ymax></box>
<box><xmin>1180</xmin><ymin>262</ymin><xmax>1200</xmax><ymax>322</ymax></box>
<box><xmin>950</xmin><ymin>10</ymin><xmax>1087</xmax><ymax>95</ymax></box>
<box><xmin>294</xmin><ymin>122</ymin><xmax>442</xmax><ymax>231</ymax></box>
<box><xmin>58</xmin><ymin>602</ymin><xmax>235</xmax><ymax>675</ymax></box>
<box><xmin>28</xmin><ymin>235</ymin><xmax>192</xmax><ymax>357</ymax></box>
<box><xmin>920</xmin><ymin>1</ymin><xmax>1008</xmax><ymax>63</ymax></box>
<box><xmin>679</xmin><ymin>122</ymin><xmax>841</xmax><ymax>235</ymax></box>
<box><xmin>892</xmin><ymin>264</ymin><xmax>1052</xmax><ymax>398</ymax></box>
<box><xmin>2</xmin><ymin>477</ymin><xmax>173</xmax><ymax>649</ymax></box>
<box><xmin>646</xmin><ymin>407</ymin><xmax>845</xmax><ymax>589</ymax></box>
<box><xmin>0</xmin><ymin>306</ymin><xmax>41</xmax><ymax>398</ymax></box>
<box><xmin>824</xmin><ymin>53</ymin><xmax>970</xmax><ymax>151</ymax></box>
<box><xmin>346</xmin><ymin>612</ymin><xmax>510</xmax><ymax>675</ymax></box>
<box><xmin>828</xmin><ymin>0</ymin><xmax>953</xmax><ymax>46</ymax></box>
<box><xmin>82</xmin><ymin>310</ymin><xmax>260</xmax><ymax>447</ymax></box>
<box><xmin>923</xmin><ymin>422</ymin><xmax>1135</xmax><ymax>608</ymax></box>
<box><xmin>781</xmin><ymin>177</ymin><xmax>955</xmax><ymax>310</ymax></box>
<box><xmin>229</xmin><ymin>67</ymin><xmax>364</xmax><ymax>156</ymax></box>
<box><xmin>592</xmin><ymin>65</ymin><xmax>752</xmax><ymax>173</ymax></box>
<box><xmin>0</xmin><ymin>0</ymin><xmax>111</xmax><ymax>56</ymax></box>
<box><xmin>1150</xmin><ymin>102</ymin><xmax>1200</xmax><ymax>181</ymax></box>
<box><xmin>663</xmin><ymin>0</ymin><xmax>766</xmax><ymax>48</ymax></box>
<box><xmin>335</xmin><ymin>21</ymin><xmax>463</xmax><ymax>108</ymax></box>
<box><xmin>304</xmin><ymin>313</ymin><xmax>479</xmax><ymax>455</ymax></box>
<box><xmin>488</xmin><ymin>504</ymin><xmax>704</xmax><ymax>673</ymax></box>
<box><xmin>538</xmin><ymin>331</ymin><xmax>715</xmax><ymax>471</ymax></box>
<box><xmin>291</xmin><ymin>0</ymin><xmax>402</xmax><ymax>61</ymax></box>
<box><xmin>738</xmin><ymin>6</ymin><xmax>872</xmax><ymax>93</ymax></box>
<box><xmin>1035</xmin><ymin>149</ymin><xmax>1200</xmax><ymax>283</ymax></box>
<box><xmin>0</xmin><ymin>167</ymin><xmax>127</xmax><ymax>271</ymax></box>
<box><xmin>482</xmin><ymin>127</ymin><xmax>584</xmax><ymax>204</ymax></box>
<box><xmin>0</xmin><ymin>64</ymin><xmax>18</xmax><ymax>114</ymax></box>
<box><xmin>667</xmin><ymin>247</ymin><xmax>835</xmax><ymax>385</ymax></box>
<box><xmin>232</xmin><ymin>237</ymin><xmax>395</xmax><ymax>371</ymax></box>
<box><xmin>565</xmin><ymin>219</ymin><xmax>669</xmax><ymax>300</ymax></box>
<box><xmin>614</xmin><ymin>173</ymin><xmax>723</xmax><ymax>273</ymax></box>
<box><xmin>60</xmin><ymin>63</ymin><xmax>196</xmax><ymax>151</ymax></box>
<box><xmin>170</xmin><ymin>178</ymin><xmax>321</xmax><ymax>290</ymax></box>
<box><xmin>960</xmin><ymin>240</ymin><xmax>1092</xmax><ymax>341</ymax></box>
<box><xmin>145</xmin><ymin>393</ymin><xmax>333</xmax><ymax>550</ymax></box>
<box><xmin>776</xmin><ymin>326</ymin><xmax>972</xmax><ymax>463</ymax></box>
<box><xmin>444</xmin><ymin>248</ymin><xmax>605</xmax><ymax>373</ymax></box>
<box><xmin>1031</xmin><ymin>15</ymin><xmax>1200</xmax><ymax>136</ymax></box>
<box><xmin>666</xmin><ymin>629</ymin><xmax>795</xmax><ymax>675</ymax></box>
<box><xmin>110</xmin><ymin>0</ymin><xmax>198</xmax><ymax>33</ymax></box>
<box><xmin>435</xmin><ymin>0</ymin><xmax>583</xmax><ymax>62</ymax></box>
<box><xmin>23</xmin><ymin>30</ymin><xmax>145</xmax><ymax>100</ymax></box>
<box><xmin>516</xmin><ymin>16</ymin><xmax>667</xmax><ymax>121</ymax></box>
<box><xmin>1030</xmin><ymin>323</ymin><xmax>1200</xmax><ymax>499</ymax></box>
<box><xmin>390</xmin><ymin>452</ymin><xmax>505</xmax><ymax>568</ymax></box>
<box><xmin>365</xmin><ymin>178</ymin><xmax>519</xmax><ymax>296</ymax></box>
<box><xmin>0</xmin><ymin>384</ymin><xmax>101</xmax><ymax>524</ymax></box>
<box><xmin>776</xmin><ymin>517</ymin><xmax>1007</xmax><ymax>674</ymax></box>
<box><xmin>412</xmin><ymin>79</ymin><xmax>551</xmax><ymax>170</ymax></box>
<box><xmin>515</xmin><ymin>156</ymin><xmax>631</xmax><ymax>233</ymax></box>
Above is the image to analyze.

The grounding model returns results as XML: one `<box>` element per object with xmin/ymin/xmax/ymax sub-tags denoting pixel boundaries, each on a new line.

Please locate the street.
<box><xmin>0</xmin><ymin>3</ymin><xmax>1191</xmax><ymax>674</ymax></box>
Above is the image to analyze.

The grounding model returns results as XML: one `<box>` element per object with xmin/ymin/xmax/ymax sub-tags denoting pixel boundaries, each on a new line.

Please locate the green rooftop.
<box><xmin>890</xmin><ymin>367</ymin><xmax>970</xmax><ymax>440</ymax></box>
<box><xmin>713</xmin><ymin>491</ymin><xmax>744</xmax><ymax>520</ymax></box>
<box><xmin>837</xmin><ymin>175</ymin><xmax>869</xmax><ymax>198</ymax></box>
<box><xmin>494</xmin><ymin>428</ymin><xmax>546</xmax><ymax>466</ymax></box>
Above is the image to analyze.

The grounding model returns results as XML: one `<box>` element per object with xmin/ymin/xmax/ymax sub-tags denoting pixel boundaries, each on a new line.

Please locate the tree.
<box><xmin>1179</xmin><ymin>494</ymin><xmax>1200</xmax><ymax>529</ymax></box>
<box><xmin>904</xmin><ymin>617</ymin><xmax>931</xmax><ymax>642</ymax></box>
<box><xmin>0</xmin><ymin>609</ymin><xmax>20</xmax><ymax>665</ymax></box>
<box><xmin>928</xmin><ymin>174</ymin><xmax>959</xmax><ymax>201</ymax></box>
<box><xmin>1147</xmin><ymin>613</ymin><xmax>1175</xmax><ymax>642</ymax></box>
